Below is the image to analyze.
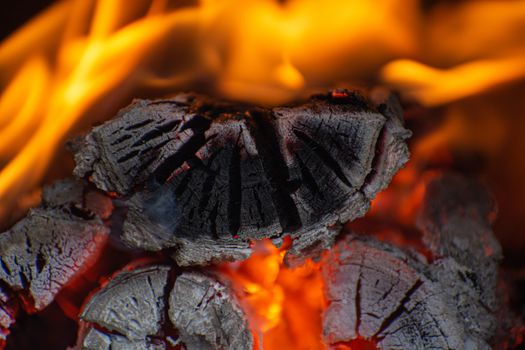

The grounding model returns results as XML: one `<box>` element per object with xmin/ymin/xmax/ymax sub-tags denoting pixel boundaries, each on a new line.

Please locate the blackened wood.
<box><xmin>322</xmin><ymin>175</ymin><xmax>504</xmax><ymax>349</ymax></box>
<box><xmin>74</xmin><ymin>90</ymin><xmax>411</xmax><ymax>265</ymax></box>
<box><xmin>0</xmin><ymin>190</ymin><xmax>109</xmax><ymax>311</ymax></box>
<box><xmin>0</xmin><ymin>288</ymin><xmax>13</xmax><ymax>346</ymax></box>
<box><xmin>323</xmin><ymin>236</ymin><xmax>494</xmax><ymax>349</ymax></box>
<box><xmin>0</xmin><ymin>179</ymin><xmax>109</xmax><ymax>345</ymax></box>
<box><xmin>77</xmin><ymin>267</ymin><xmax>252</xmax><ymax>350</ymax></box>
<box><xmin>168</xmin><ymin>272</ymin><xmax>253</xmax><ymax>350</ymax></box>
<box><xmin>416</xmin><ymin>173</ymin><xmax>502</xmax><ymax>309</ymax></box>
<box><xmin>80</xmin><ymin>266</ymin><xmax>170</xmax><ymax>343</ymax></box>
<box><xmin>74</xmin><ymin>325</ymin><xmax>168</xmax><ymax>350</ymax></box>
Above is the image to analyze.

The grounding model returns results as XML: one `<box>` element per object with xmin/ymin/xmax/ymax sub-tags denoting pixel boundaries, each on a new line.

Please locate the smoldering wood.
<box><xmin>0</xmin><ymin>198</ymin><xmax>109</xmax><ymax>312</ymax></box>
<box><xmin>322</xmin><ymin>175</ymin><xmax>505</xmax><ymax>349</ymax></box>
<box><xmin>42</xmin><ymin>178</ymin><xmax>114</xmax><ymax>220</ymax></box>
<box><xmin>323</xmin><ymin>236</ymin><xmax>494</xmax><ymax>349</ymax></box>
<box><xmin>169</xmin><ymin>272</ymin><xmax>253</xmax><ymax>350</ymax></box>
<box><xmin>0</xmin><ymin>178</ymin><xmax>109</xmax><ymax>345</ymax></box>
<box><xmin>77</xmin><ymin>267</ymin><xmax>252</xmax><ymax>350</ymax></box>
<box><xmin>72</xmin><ymin>324</ymin><xmax>170</xmax><ymax>350</ymax></box>
<box><xmin>0</xmin><ymin>288</ymin><xmax>13</xmax><ymax>346</ymax></box>
<box><xmin>80</xmin><ymin>266</ymin><xmax>170</xmax><ymax>346</ymax></box>
<box><xmin>74</xmin><ymin>90</ymin><xmax>411</xmax><ymax>265</ymax></box>
<box><xmin>416</xmin><ymin>173</ymin><xmax>502</xmax><ymax>310</ymax></box>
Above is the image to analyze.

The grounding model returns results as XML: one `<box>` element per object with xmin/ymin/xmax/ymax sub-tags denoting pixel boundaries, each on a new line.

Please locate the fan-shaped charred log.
<box><xmin>74</xmin><ymin>90</ymin><xmax>411</xmax><ymax>265</ymax></box>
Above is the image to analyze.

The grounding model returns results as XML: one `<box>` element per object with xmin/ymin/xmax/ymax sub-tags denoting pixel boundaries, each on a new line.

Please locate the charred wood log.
<box><xmin>169</xmin><ymin>272</ymin><xmax>253</xmax><ymax>350</ymax></box>
<box><xmin>0</xmin><ymin>288</ymin><xmax>14</xmax><ymax>346</ymax></box>
<box><xmin>73</xmin><ymin>89</ymin><xmax>411</xmax><ymax>265</ymax></box>
<box><xmin>322</xmin><ymin>175</ymin><xmax>504</xmax><ymax>349</ymax></box>
<box><xmin>0</xmin><ymin>179</ymin><xmax>109</xmax><ymax>343</ymax></box>
<box><xmin>75</xmin><ymin>266</ymin><xmax>252</xmax><ymax>350</ymax></box>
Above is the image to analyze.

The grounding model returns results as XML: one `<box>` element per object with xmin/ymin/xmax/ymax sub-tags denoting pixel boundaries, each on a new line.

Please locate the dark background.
<box><xmin>0</xmin><ymin>0</ymin><xmax>55</xmax><ymax>41</ymax></box>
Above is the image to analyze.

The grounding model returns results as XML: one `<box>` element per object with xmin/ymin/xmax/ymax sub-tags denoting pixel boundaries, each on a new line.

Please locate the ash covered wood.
<box><xmin>74</xmin><ymin>89</ymin><xmax>410</xmax><ymax>265</ymax></box>
<box><xmin>76</xmin><ymin>266</ymin><xmax>252</xmax><ymax>350</ymax></box>
<box><xmin>416</xmin><ymin>173</ymin><xmax>502</xmax><ymax>310</ymax></box>
<box><xmin>169</xmin><ymin>272</ymin><xmax>253</xmax><ymax>350</ymax></box>
<box><xmin>0</xmin><ymin>288</ymin><xmax>14</xmax><ymax>346</ymax></box>
<box><xmin>0</xmin><ymin>179</ymin><xmax>109</xmax><ymax>343</ymax></box>
<box><xmin>322</xmin><ymin>175</ymin><xmax>503</xmax><ymax>349</ymax></box>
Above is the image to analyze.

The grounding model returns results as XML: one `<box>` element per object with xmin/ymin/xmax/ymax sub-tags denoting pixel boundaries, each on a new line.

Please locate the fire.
<box><xmin>219</xmin><ymin>239</ymin><xmax>325</xmax><ymax>349</ymax></box>
<box><xmin>2</xmin><ymin>1</ymin><xmax>525</xmax><ymax>348</ymax></box>
<box><xmin>2</xmin><ymin>0</ymin><xmax>525</xmax><ymax>222</ymax></box>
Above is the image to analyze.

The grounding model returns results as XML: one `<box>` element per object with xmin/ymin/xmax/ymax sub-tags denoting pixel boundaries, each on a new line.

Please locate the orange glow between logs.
<box><xmin>2</xmin><ymin>1</ymin><xmax>525</xmax><ymax>348</ymax></box>
<box><xmin>219</xmin><ymin>239</ymin><xmax>325</xmax><ymax>349</ymax></box>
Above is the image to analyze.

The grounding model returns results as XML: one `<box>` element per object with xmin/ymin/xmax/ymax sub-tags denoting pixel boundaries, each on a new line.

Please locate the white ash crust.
<box><xmin>0</xmin><ymin>178</ymin><xmax>110</xmax><ymax>346</ymax></box>
<box><xmin>77</xmin><ymin>267</ymin><xmax>252</xmax><ymax>350</ymax></box>
<box><xmin>169</xmin><ymin>272</ymin><xmax>253</xmax><ymax>350</ymax></box>
<box><xmin>416</xmin><ymin>174</ymin><xmax>502</xmax><ymax>310</ymax></box>
<box><xmin>323</xmin><ymin>175</ymin><xmax>504</xmax><ymax>349</ymax></box>
<box><xmin>71</xmin><ymin>324</ymin><xmax>167</xmax><ymax>350</ymax></box>
<box><xmin>0</xmin><ymin>207</ymin><xmax>108</xmax><ymax>311</ymax></box>
<box><xmin>81</xmin><ymin>266</ymin><xmax>170</xmax><ymax>341</ymax></box>
<box><xmin>322</xmin><ymin>236</ymin><xmax>494</xmax><ymax>350</ymax></box>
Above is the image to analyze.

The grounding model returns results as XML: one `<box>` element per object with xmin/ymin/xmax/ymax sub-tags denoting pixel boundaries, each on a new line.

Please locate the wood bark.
<box><xmin>73</xmin><ymin>90</ymin><xmax>411</xmax><ymax>265</ymax></box>
<box><xmin>322</xmin><ymin>175</ymin><xmax>502</xmax><ymax>349</ymax></box>
<box><xmin>76</xmin><ymin>266</ymin><xmax>252</xmax><ymax>350</ymax></box>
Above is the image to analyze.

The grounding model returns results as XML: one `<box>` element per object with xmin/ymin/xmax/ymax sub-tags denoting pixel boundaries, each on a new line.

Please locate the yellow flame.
<box><xmin>382</xmin><ymin>55</ymin><xmax>525</xmax><ymax>106</ymax></box>
<box><xmin>220</xmin><ymin>240</ymin><xmax>324</xmax><ymax>349</ymax></box>
<box><xmin>1</xmin><ymin>0</ymin><xmax>525</xmax><ymax>216</ymax></box>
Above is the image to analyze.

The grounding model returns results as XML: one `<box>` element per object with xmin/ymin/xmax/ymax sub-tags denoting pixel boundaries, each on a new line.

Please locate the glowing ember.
<box><xmin>2</xmin><ymin>1</ymin><xmax>525</xmax><ymax>348</ymax></box>
<box><xmin>334</xmin><ymin>339</ymin><xmax>378</xmax><ymax>350</ymax></box>
<box><xmin>219</xmin><ymin>239</ymin><xmax>325</xmax><ymax>349</ymax></box>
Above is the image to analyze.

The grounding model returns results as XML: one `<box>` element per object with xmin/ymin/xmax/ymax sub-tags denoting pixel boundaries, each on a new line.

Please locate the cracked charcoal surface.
<box><xmin>322</xmin><ymin>175</ymin><xmax>503</xmax><ymax>349</ymax></box>
<box><xmin>417</xmin><ymin>173</ymin><xmax>502</xmax><ymax>310</ymax></box>
<box><xmin>0</xmin><ymin>195</ymin><xmax>109</xmax><ymax>312</ymax></box>
<box><xmin>322</xmin><ymin>236</ymin><xmax>492</xmax><ymax>349</ymax></box>
<box><xmin>169</xmin><ymin>272</ymin><xmax>253</xmax><ymax>350</ymax></box>
<box><xmin>78</xmin><ymin>267</ymin><xmax>252</xmax><ymax>350</ymax></box>
<box><xmin>74</xmin><ymin>90</ymin><xmax>411</xmax><ymax>265</ymax></box>
<box><xmin>0</xmin><ymin>289</ymin><xmax>12</xmax><ymax>346</ymax></box>
<box><xmin>73</xmin><ymin>325</ymin><xmax>168</xmax><ymax>350</ymax></box>
<box><xmin>0</xmin><ymin>178</ymin><xmax>109</xmax><ymax>345</ymax></box>
<box><xmin>80</xmin><ymin>266</ymin><xmax>170</xmax><ymax>341</ymax></box>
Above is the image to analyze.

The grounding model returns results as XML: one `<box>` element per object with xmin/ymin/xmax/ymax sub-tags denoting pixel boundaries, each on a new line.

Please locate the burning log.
<box><xmin>0</xmin><ymin>179</ymin><xmax>109</xmax><ymax>343</ymax></box>
<box><xmin>75</xmin><ymin>266</ymin><xmax>252</xmax><ymax>350</ymax></box>
<box><xmin>73</xmin><ymin>89</ymin><xmax>411</xmax><ymax>265</ymax></box>
<box><xmin>322</xmin><ymin>175</ymin><xmax>506</xmax><ymax>349</ymax></box>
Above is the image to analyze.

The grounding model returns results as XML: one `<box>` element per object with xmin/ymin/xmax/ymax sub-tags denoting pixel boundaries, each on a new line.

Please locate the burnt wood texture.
<box><xmin>74</xmin><ymin>266</ymin><xmax>252</xmax><ymax>350</ymax></box>
<box><xmin>74</xmin><ymin>90</ymin><xmax>411</xmax><ymax>265</ymax></box>
<box><xmin>322</xmin><ymin>175</ymin><xmax>503</xmax><ymax>349</ymax></box>
<box><xmin>0</xmin><ymin>179</ymin><xmax>110</xmax><ymax>345</ymax></box>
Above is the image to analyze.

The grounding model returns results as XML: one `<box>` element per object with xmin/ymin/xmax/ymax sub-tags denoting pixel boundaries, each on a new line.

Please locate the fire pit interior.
<box><xmin>1</xmin><ymin>1</ymin><xmax>525</xmax><ymax>349</ymax></box>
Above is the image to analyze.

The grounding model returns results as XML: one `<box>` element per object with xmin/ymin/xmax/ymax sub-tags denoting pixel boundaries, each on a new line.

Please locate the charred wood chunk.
<box><xmin>42</xmin><ymin>178</ymin><xmax>114</xmax><ymax>220</ymax></box>
<box><xmin>322</xmin><ymin>236</ymin><xmax>495</xmax><ymax>349</ymax></box>
<box><xmin>0</xmin><ymin>290</ymin><xmax>13</xmax><ymax>346</ymax></box>
<box><xmin>0</xmin><ymin>206</ymin><xmax>108</xmax><ymax>312</ymax></box>
<box><xmin>417</xmin><ymin>173</ymin><xmax>502</xmax><ymax>309</ymax></box>
<box><xmin>323</xmin><ymin>175</ymin><xmax>506</xmax><ymax>349</ymax></box>
<box><xmin>0</xmin><ymin>178</ymin><xmax>109</xmax><ymax>346</ymax></box>
<box><xmin>169</xmin><ymin>272</ymin><xmax>253</xmax><ymax>350</ymax></box>
<box><xmin>74</xmin><ymin>90</ymin><xmax>410</xmax><ymax>265</ymax></box>
<box><xmin>80</xmin><ymin>266</ymin><xmax>169</xmax><ymax>342</ymax></box>
<box><xmin>77</xmin><ymin>267</ymin><xmax>252</xmax><ymax>350</ymax></box>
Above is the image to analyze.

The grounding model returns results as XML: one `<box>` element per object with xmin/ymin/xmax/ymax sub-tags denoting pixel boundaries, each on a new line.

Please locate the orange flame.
<box><xmin>220</xmin><ymin>239</ymin><xmax>325</xmax><ymax>349</ymax></box>
<box><xmin>2</xmin><ymin>1</ymin><xmax>525</xmax><ymax>348</ymax></box>
<box><xmin>2</xmin><ymin>0</ymin><xmax>525</xmax><ymax>216</ymax></box>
